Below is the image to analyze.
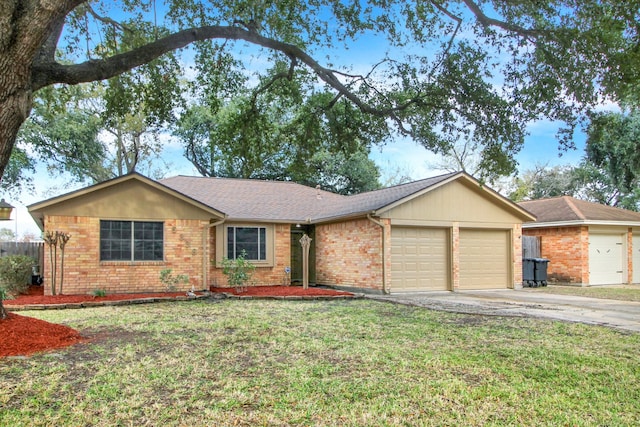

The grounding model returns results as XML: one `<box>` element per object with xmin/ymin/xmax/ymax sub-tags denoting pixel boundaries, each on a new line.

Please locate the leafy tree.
<box><xmin>305</xmin><ymin>149</ymin><xmax>381</xmax><ymax>195</ymax></box>
<box><xmin>571</xmin><ymin>162</ymin><xmax>640</xmax><ymax>210</ymax></box>
<box><xmin>1</xmin><ymin>1</ymin><xmax>640</xmax><ymax>185</ymax></box>
<box><xmin>17</xmin><ymin>24</ymin><xmax>181</xmax><ymax>185</ymax></box>
<box><xmin>0</xmin><ymin>228</ymin><xmax>16</xmax><ymax>242</ymax></box>
<box><xmin>0</xmin><ymin>147</ymin><xmax>35</xmax><ymax>199</ymax></box>
<box><xmin>583</xmin><ymin>111</ymin><xmax>640</xmax><ymax>201</ymax></box>
<box><xmin>509</xmin><ymin>164</ymin><xmax>581</xmax><ymax>202</ymax></box>
<box><xmin>175</xmin><ymin>63</ymin><xmax>387</xmax><ymax>193</ymax></box>
<box><xmin>509</xmin><ymin>161</ymin><xmax>640</xmax><ymax>211</ymax></box>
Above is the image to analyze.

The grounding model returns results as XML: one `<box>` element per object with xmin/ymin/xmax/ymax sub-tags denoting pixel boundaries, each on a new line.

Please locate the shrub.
<box><xmin>159</xmin><ymin>269</ymin><xmax>189</xmax><ymax>292</ymax></box>
<box><xmin>0</xmin><ymin>255</ymin><xmax>35</xmax><ymax>297</ymax></box>
<box><xmin>92</xmin><ymin>288</ymin><xmax>107</xmax><ymax>297</ymax></box>
<box><xmin>221</xmin><ymin>250</ymin><xmax>255</xmax><ymax>292</ymax></box>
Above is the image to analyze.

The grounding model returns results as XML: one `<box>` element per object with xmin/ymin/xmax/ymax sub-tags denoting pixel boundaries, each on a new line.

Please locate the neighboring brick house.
<box><xmin>29</xmin><ymin>172</ymin><xmax>534</xmax><ymax>295</ymax></box>
<box><xmin>519</xmin><ymin>196</ymin><xmax>640</xmax><ymax>285</ymax></box>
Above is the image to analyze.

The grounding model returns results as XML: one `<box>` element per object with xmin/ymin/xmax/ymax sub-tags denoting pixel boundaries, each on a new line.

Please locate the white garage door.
<box><xmin>391</xmin><ymin>227</ymin><xmax>449</xmax><ymax>291</ymax></box>
<box><xmin>459</xmin><ymin>229</ymin><xmax>510</xmax><ymax>289</ymax></box>
<box><xmin>634</xmin><ymin>234</ymin><xmax>640</xmax><ymax>284</ymax></box>
<box><xmin>589</xmin><ymin>233</ymin><xmax>625</xmax><ymax>285</ymax></box>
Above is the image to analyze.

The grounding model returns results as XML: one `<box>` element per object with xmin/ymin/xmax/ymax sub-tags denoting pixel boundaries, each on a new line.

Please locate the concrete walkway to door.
<box><xmin>368</xmin><ymin>288</ymin><xmax>640</xmax><ymax>333</ymax></box>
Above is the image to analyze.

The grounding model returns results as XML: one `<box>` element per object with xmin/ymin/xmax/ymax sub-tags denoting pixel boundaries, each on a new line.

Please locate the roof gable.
<box><xmin>519</xmin><ymin>196</ymin><xmax>640</xmax><ymax>225</ymax></box>
<box><xmin>28</xmin><ymin>173</ymin><xmax>224</xmax><ymax>229</ymax></box>
<box><xmin>29</xmin><ymin>171</ymin><xmax>535</xmax><ymax>226</ymax></box>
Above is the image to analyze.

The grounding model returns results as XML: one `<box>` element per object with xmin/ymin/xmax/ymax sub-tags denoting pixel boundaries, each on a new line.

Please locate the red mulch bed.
<box><xmin>0</xmin><ymin>312</ymin><xmax>84</xmax><ymax>357</ymax></box>
<box><xmin>210</xmin><ymin>285</ymin><xmax>353</xmax><ymax>297</ymax></box>
<box><xmin>4</xmin><ymin>285</ymin><xmax>202</xmax><ymax>306</ymax></box>
<box><xmin>1</xmin><ymin>285</ymin><xmax>351</xmax><ymax>358</ymax></box>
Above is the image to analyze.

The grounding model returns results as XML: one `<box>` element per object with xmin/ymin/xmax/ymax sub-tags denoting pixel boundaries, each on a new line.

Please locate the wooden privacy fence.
<box><xmin>522</xmin><ymin>235</ymin><xmax>541</xmax><ymax>258</ymax></box>
<box><xmin>0</xmin><ymin>241</ymin><xmax>45</xmax><ymax>270</ymax></box>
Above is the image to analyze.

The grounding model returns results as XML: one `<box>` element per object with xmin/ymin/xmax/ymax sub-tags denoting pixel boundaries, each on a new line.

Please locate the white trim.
<box><xmin>523</xmin><ymin>220</ymin><xmax>640</xmax><ymax>229</ymax></box>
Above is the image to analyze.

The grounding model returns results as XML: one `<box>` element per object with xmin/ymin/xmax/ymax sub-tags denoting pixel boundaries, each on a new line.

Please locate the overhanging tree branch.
<box><xmin>31</xmin><ymin>24</ymin><xmax>415</xmax><ymax>132</ymax></box>
<box><xmin>461</xmin><ymin>0</ymin><xmax>543</xmax><ymax>38</ymax></box>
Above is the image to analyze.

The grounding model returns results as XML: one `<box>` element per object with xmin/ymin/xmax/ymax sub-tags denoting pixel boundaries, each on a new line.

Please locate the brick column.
<box><xmin>628</xmin><ymin>228</ymin><xmax>633</xmax><ymax>284</ymax></box>
<box><xmin>451</xmin><ymin>223</ymin><xmax>460</xmax><ymax>290</ymax></box>
<box><xmin>513</xmin><ymin>225</ymin><xmax>523</xmax><ymax>288</ymax></box>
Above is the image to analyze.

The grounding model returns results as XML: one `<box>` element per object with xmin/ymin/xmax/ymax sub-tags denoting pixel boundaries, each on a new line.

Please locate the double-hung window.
<box><xmin>227</xmin><ymin>226</ymin><xmax>266</xmax><ymax>261</ymax></box>
<box><xmin>100</xmin><ymin>220</ymin><xmax>164</xmax><ymax>261</ymax></box>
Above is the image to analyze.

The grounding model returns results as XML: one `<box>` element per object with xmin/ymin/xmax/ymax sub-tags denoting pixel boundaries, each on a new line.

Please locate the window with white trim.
<box><xmin>100</xmin><ymin>220</ymin><xmax>164</xmax><ymax>261</ymax></box>
<box><xmin>227</xmin><ymin>226</ymin><xmax>266</xmax><ymax>261</ymax></box>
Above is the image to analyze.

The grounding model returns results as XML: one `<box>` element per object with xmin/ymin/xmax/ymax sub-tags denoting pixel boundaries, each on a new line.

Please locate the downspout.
<box><xmin>367</xmin><ymin>214</ymin><xmax>388</xmax><ymax>294</ymax></box>
<box><xmin>202</xmin><ymin>217</ymin><xmax>226</xmax><ymax>290</ymax></box>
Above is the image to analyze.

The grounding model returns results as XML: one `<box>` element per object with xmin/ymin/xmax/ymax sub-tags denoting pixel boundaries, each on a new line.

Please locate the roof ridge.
<box><xmin>563</xmin><ymin>195</ymin><xmax>586</xmax><ymax>220</ymax></box>
<box><xmin>349</xmin><ymin>171</ymin><xmax>459</xmax><ymax>197</ymax></box>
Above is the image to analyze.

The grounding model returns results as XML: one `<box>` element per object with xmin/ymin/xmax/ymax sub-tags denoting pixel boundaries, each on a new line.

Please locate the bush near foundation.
<box><xmin>0</xmin><ymin>255</ymin><xmax>36</xmax><ymax>297</ymax></box>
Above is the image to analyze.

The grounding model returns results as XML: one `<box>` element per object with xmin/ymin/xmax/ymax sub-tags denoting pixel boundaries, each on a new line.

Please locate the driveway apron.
<box><xmin>368</xmin><ymin>289</ymin><xmax>640</xmax><ymax>333</ymax></box>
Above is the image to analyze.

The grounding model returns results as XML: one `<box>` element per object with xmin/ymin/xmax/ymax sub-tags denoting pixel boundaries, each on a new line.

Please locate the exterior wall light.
<box><xmin>0</xmin><ymin>199</ymin><xmax>14</xmax><ymax>221</ymax></box>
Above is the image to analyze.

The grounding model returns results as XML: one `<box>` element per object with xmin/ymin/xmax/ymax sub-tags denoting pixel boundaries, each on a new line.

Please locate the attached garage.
<box><xmin>459</xmin><ymin>229</ymin><xmax>510</xmax><ymax>289</ymax></box>
<box><xmin>589</xmin><ymin>232</ymin><xmax>625</xmax><ymax>285</ymax></box>
<box><xmin>520</xmin><ymin>196</ymin><xmax>640</xmax><ymax>286</ymax></box>
<box><xmin>312</xmin><ymin>172</ymin><xmax>533</xmax><ymax>294</ymax></box>
<box><xmin>373</xmin><ymin>173</ymin><xmax>534</xmax><ymax>293</ymax></box>
<box><xmin>390</xmin><ymin>227</ymin><xmax>450</xmax><ymax>291</ymax></box>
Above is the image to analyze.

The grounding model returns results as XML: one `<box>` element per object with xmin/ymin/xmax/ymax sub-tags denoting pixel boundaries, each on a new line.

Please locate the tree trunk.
<box><xmin>0</xmin><ymin>299</ymin><xmax>7</xmax><ymax>320</ymax></box>
<box><xmin>0</xmin><ymin>83</ymin><xmax>32</xmax><ymax>179</ymax></box>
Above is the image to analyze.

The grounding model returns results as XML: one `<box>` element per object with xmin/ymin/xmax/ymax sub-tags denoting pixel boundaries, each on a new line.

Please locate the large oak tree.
<box><xmin>1</xmin><ymin>0</ymin><xmax>639</xmax><ymax>184</ymax></box>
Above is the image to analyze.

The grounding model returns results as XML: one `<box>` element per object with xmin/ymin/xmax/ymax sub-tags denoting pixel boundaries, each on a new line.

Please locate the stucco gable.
<box><xmin>28</xmin><ymin>173</ymin><xmax>224</xmax><ymax>230</ymax></box>
<box><xmin>381</xmin><ymin>177</ymin><xmax>534</xmax><ymax>223</ymax></box>
<box><xmin>374</xmin><ymin>173</ymin><xmax>535</xmax><ymax>223</ymax></box>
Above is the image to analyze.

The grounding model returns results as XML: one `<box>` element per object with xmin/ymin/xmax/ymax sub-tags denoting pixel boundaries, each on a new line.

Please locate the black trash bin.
<box><xmin>31</xmin><ymin>265</ymin><xmax>42</xmax><ymax>286</ymax></box>
<box><xmin>522</xmin><ymin>258</ymin><xmax>536</xmax><ymax>287</ymax></box>
<box><xmin>533</xmin><ymin>258</ymin><xmax>549</xmax><ymax>287</ymax></box>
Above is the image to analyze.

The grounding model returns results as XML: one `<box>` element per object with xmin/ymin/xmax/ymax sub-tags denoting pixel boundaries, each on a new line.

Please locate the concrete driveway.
<box><xmin>368</xmin><ymin>288</ymin><xmax>640</xmax><ymax>333</ymax></box>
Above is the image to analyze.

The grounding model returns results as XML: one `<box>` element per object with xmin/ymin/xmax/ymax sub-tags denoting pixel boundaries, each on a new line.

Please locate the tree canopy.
<box><xmin>1</xmin><ymin>1</ymin><xmax>639</xmax><ymax>187</ymax></box>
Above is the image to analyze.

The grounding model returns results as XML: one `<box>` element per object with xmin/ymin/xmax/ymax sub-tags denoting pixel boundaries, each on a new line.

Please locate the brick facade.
<box><xmin>44</xmin><ymin>216</ymin><xmax>208</xmax><ymax>296</ymax></box>
<box><xmin>43</xmin><ymin>216</ymin><xmax>293</xmax><ymax>295</ymax></box>
<box><xmin>315</xmin><ymin>218</ymin><xmax>387</xmax><ymax>292</ymax></box>
<box><xmin>523</xmin><ymin>226</ymin><xmax>590</xmax><ymax>284</ymax></box>
<box><xmin>208</xmin><ymin>224</ymin><xmax>291</xmax><ymax>288</ymax></box>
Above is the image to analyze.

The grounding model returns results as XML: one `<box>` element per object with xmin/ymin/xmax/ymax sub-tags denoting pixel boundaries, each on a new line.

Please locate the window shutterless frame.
<box><xmin>226</xmin><ymin>226</ymin><xmax>267</xmax><ymax>261</ymax></box>
<box><xmin>100</xmin><ymin>220</ymin><xmax>164</xmax><ymax>261</ymax></box>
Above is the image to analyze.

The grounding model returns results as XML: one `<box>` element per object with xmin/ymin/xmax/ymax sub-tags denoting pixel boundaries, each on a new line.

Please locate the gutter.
<box><xmin>202</xmin><ymin>217</ymin><xmax>226</xmax><ymax>289</ymax></box>
<box><xmin>367</xmin><ymin>214</ymin><xmax>388</xmax><ymax>294</ymax></box>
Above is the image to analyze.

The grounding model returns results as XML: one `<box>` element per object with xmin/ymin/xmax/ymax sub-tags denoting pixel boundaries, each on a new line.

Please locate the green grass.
<box><xmin>532</xmin><ymin>285</ymin><xmax>640</xmax><ymax>302</ymax></box>
<box><xmin>2</xmin><ymin>299</ymin><xmax>639</xmax><ymax>426</ymax></box>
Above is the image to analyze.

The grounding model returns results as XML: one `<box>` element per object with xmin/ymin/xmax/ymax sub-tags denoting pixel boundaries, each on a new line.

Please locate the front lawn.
<box><xmin>1</xmin><ymin>299</ymin><xmax>639</xmax><ymax>426</ymax></box>
<box><xmin>532</xmin><ymin>285</ymin><xmax>640</xmax><ymax>302</ymax></box>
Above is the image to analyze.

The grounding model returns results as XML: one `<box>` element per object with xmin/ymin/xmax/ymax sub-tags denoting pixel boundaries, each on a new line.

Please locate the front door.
<box><xmin>290</xmin><ymin>227</ymin><xmax>315</xmax><ymax>284</ymax></box>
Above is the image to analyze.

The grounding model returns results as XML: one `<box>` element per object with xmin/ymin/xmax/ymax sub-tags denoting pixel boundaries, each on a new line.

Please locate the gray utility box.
<box><xmin>523</xmin><ymin>258</ymin><xmax>549</xmax><ymax>287</ymax></box>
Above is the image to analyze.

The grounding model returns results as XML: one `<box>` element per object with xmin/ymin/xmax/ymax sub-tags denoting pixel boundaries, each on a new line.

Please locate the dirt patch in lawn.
<box><xmin>0</xmin><ymin>312</ymin><xmax>84</xmax><ymax>357</ymax></box>
<box><xmin>210</xmin><ymin>285</ymin><xmax>353</xmax><ymax>297</ymax></box>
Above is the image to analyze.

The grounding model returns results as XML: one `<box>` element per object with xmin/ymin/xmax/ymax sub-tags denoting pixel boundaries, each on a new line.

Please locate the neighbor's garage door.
<box><xmin>391</xmin><ymin>227</ymin><xmax>449</xmax><ymax>291</ymax></box>
<box><xmin>459</xmin><ymin>229</ymin><xmax>510</xmax><ymax>289</ymax></box>
<box><xmin>589</xmin><ymin>233</ymin><xmax>625</xmax><ymax>285</ymax></box>
<box><xmin>633</xmin><ymin>234</ymin><xmax>640</xmax><ymax>284</ymax></box>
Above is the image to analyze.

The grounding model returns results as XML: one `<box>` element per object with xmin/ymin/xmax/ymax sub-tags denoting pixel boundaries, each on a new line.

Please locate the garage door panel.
<box><xmin>391</xmin><ymin>227</ymin><xmax>449</xmax><ymax>291</ymax></box>
<box><xmin>589</xmin><ymin>233</ymin><xmax>624</xmax><ymax>285</ymax></box>
<box><xmin>459</xmin><ymin>229</ymin><xmax>510</xmax><ymax>289</ymax></box>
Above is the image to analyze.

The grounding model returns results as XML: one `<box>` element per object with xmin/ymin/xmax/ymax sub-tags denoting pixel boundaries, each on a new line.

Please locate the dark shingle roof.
<box><xmin>519</xmin><ymin>196</ymin><xmax>640</xmax><ymax>224</ymax></box>
<box><xmin>159</xmin><ymin>172</ymin><xmax>459</xmax><ymax>222</ymax></box>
